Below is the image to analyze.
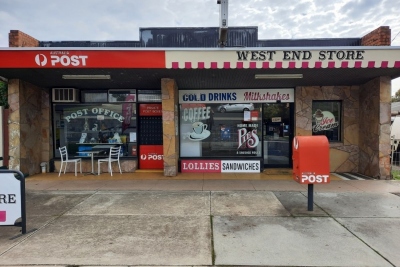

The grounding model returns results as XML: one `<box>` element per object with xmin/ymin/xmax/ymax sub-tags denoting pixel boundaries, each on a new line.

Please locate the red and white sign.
<box><xmin>139</xmin><ymin>145</ymin><xmax>163</xmax><ymax>169</ymax></box>
<box><xmin>0</xmin><ymin>48</ymin><xmax>400</xmax><ymax>69</ymax></box>
<box><xmin>139</xmin><ymin>104</ymin><xmax>162</xmax><ymax>116</ymax></box>
<box><xmin>0</xmin><ymin>173</ymin><xmax>21</xmax><ymax>225</ymax></box>
<box><xmin>181</xmin><ymin>160</ymin><xmax>260</xmax><ymax>173</ymax></box>
<box><xmin>181</xmin><ymin>160</ymin><xmax>221</xmax><ymax>173</ymax></box>
<box><xmin>0</xmin><ymin>50</ymin><xmax>165</xmax><ymax>68</ymax></box>
<box><xmin>300</xmin><ymin>174</ymin><xmax>330</xmax><ymax>183</ymax></box>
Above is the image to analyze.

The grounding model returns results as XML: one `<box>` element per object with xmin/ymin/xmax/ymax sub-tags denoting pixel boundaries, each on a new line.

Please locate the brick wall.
<box><xmin>361</xmin><ymin>26</ymin><xmax>391</xmax><ymax>46</ymax></box>
<box><xmin>9</xmin><ymin>30</ymin><xmax>39</xmax><ymax>47</ymax></box>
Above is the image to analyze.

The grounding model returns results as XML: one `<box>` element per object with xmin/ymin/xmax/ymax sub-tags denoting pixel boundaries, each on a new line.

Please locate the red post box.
<box><xmin>292</xmin><ymin>136</ymin><xmax>330</xmax><ymax>184</ymax></box>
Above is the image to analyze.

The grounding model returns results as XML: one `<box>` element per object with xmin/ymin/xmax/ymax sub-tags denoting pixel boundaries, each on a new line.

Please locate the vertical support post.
<box><xmin>308</xmin><ymin>184</ymin><xmax>314</xmax><ymax>211</ymax></box>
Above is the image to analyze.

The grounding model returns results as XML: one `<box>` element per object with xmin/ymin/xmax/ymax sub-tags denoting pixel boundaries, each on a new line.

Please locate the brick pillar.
<box><xmin>9</xmin><ymin>30</ymin><xmax>39</xmax><ymax>47</ymax></box>
<box><xmin>161</xmin><ymin>78</ymin><xmax>179</xmax><ymax>176</ymax></box>
<box><xmin>359</xmin><ymin>76</ymin><xmax>391</xmax><ymax>179</ymax></box>
<box><xmin>361</xmin><ymin>26</ymin><xmax>391</xmax><ymax>46</ymax></box>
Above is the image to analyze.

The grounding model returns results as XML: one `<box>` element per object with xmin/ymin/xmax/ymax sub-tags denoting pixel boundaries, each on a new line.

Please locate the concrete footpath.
<box><xmin>1</xmin><ymin>174</ymin><xmax>400</xmax><ymax>267</ymax></box>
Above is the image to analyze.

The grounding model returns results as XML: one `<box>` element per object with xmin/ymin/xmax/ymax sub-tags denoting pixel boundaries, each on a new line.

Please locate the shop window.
<box><xmin>312</xmin><ymin>101</ymin><xmax>342</xmax><ymax>142</ymax></box>
<box><xmin>81</xmin><ymin>90</ymin><xmax>108</xmax><ymax>103</ymax></box>
<box><xmin>180</xmin><ymin>103</ymin><xmax>262</xmax><ymax>158</ymax></box>
<box><xmin>108</xmin><ymin>89</ymin><xmax>136</xmax><ymax>103</ymax></box>
<box><xmin>137</xmin><ymin>90</ymin><xmax>161</xmax><ymax>102</ymax></box>
<box><xmin>53</xmin><ymin>103</ymin><xmax>137</xmax><ymax>158</ymax></box>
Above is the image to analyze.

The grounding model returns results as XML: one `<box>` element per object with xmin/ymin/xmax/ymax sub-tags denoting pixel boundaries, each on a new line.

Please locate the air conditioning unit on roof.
<box><xmin>52</xmin><ymin>88</ymin><xmax>79</xmax><ymax>102</ymax></box>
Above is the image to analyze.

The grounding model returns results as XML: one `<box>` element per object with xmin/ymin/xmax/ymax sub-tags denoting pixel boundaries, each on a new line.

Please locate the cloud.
<box><xmin>0</xmin><ymin>0</ymin><xmax>399</xmax><ymax>46</ymax></box>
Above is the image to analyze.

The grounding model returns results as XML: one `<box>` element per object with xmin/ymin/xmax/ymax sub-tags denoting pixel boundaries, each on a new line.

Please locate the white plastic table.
<box><xmin>77</xmin><ymin>150</ymin><xmax>102</xmax><ymax>175</ymax></box>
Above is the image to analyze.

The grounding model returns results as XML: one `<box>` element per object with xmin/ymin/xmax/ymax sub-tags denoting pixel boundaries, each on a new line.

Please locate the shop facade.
<box><xmin>1</xmin><ymin>26</ymin><xmax>399</xmax><ymax>179</ymax></box>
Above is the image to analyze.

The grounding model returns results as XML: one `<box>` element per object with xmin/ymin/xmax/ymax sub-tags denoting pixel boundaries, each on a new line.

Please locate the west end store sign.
<box><xmin>0</xmin><ymin>48</ymin><xmax>399</xmax><ymax>69</ymax></box>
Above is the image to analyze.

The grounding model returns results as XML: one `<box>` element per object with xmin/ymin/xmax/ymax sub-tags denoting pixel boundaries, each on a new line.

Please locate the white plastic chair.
<box><xmin>97</xmin><ymin>146</ymin><xmax>122</xmax><ymax>176</ymax></box>
<box><xmin>59</xmin><ymin>146</ymin><xmax>82</xmax><ymax>176</ymax></box>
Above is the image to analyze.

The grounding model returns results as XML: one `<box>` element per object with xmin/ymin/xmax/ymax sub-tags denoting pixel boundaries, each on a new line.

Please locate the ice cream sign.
<box><xmin>312</xmin><ymin>109</ymin><xmax>339</xmax><ymax>132</ymax></box>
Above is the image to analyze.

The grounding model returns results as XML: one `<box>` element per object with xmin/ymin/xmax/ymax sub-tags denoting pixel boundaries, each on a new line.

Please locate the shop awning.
<box><xmin>0</xmin><ymin>47</ymin><xmax>399</xmax><ymax>89</ymax></box>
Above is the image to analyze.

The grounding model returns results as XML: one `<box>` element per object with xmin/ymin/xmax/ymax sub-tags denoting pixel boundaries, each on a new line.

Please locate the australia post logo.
<box><xmin>35</xmin><ymin>52</ymin><xmax>88</xmax><ymax>67</ymax></box>
<box><xmin>140</xmin><ymin>153</ymin><xmax>163</xmax><ymax>161</ymax></box>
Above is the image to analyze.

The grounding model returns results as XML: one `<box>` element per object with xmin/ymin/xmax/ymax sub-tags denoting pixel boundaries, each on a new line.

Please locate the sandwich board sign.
<box><xmin>0</xmin><ymin>169</ymin><xmax>26</xmax><ymax>234</ymax></box>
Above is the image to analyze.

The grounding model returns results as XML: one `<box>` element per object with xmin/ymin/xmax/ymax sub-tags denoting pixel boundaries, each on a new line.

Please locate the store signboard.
<box><xmin>139</xmin><ymin>145</ymin><xmax>163</xmax><ymax>169</ymax></box>
<box><xmin>181</xmin><ymin>160</ymin><xmax>221</xmax><ymax>173</ymax></box>
<box><xmin>139</xmin><ymin>104</ymin><xmax>162</xmax><ymax>116</ymax></box>
<box><xmin>0</xmin><ymin>50</ymin><xmax>165</xmax><ymax>68</ymax></box>
<box><xmin>179</xmin><ymin>89</ymin><xmax>294</xmax><ymax>104</ymax></box>
<box><xmin>0</xmin><ymin>170</ymin><xmax>26</xmax><ymax>234</ymax></box>
<box><xmin>0</xmin><ymin>48</ymin><xmax>399</xmax><ymax>69</ymax></box>
<box><xmin>181</xmin><ymin>160</ymin><xmax>260</xmax><ymax>173</ymax></box>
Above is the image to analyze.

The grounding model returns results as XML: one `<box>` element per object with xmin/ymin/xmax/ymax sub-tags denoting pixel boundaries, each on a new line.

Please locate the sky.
<box><xmin>0</xmin><ymin>0</ymin><xmax>400</xmax><ymax>93</ymax></box>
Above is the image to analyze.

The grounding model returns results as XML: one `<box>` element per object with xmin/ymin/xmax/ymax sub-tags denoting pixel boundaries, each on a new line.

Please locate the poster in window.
<box><xmin>312</xmin><ymin>101</ymin><xmax>341</xmax><ymax>141</ymax></box>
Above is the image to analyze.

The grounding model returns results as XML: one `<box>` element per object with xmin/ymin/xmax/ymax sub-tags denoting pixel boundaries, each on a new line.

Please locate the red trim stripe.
<box><xmin>341</xmin><ymin>61</ymin><xmax>349</xmax><ymax>68</ymax></box>
<box><xmin>262</xmin><ymin>62</ymin><xmax>269</xmax><ymax>68</ymax></box>
<box><xmin>172</xmin><ymin>62</ymin><xmax>179</xmax><ymax>69</ymax></box>
<box><xmin>302</xmin><ymin>62</ymin><xmax>309</xmax><ymax>68</ymax></box>
<box><xmin>315</xmin><ymin>62</ymin><xmax>322</xmax><ymax>68</ymax></box>
<box><xmin>275</xmin><ymin>62</ymin><xmax>282</xmax><ymax>68</ymax></box>
<box><xmin>328</xmin><ymin>62</ymin><xmax>335</xmax><ymax>68</ymax></box>
<box><xmin>381</xmin><ymin>61</ymin><xmax>388</xmax><ymax>68</ymax></box>
<box><xmin>224</xmin><ymin>62</ymin><xmax>230</xmax><ymax>68</ymax></box>
<box><xmin>237</xmin><ymin>62</ymin><xmax>243</xmax><ymax>69</ymax></box>
<box><xmin>354</xmin><ymin>61</ymin><xmax>362</xmax><ymax>68</ymax></box>
<box><xmin>368</xmin><ymin>61</ymin><xmax>375</xmax><ymax>68</ymax></box>
<box><xmin>185</xmin><ymin>62</ymin><xmax>192</xmax><ymax>69</ymax></box>
<box><xmin>198</xmin><ymin>62</ymin><xmax>205</xmax><ymax>69</ymax></box>
<box><xmin>288</xmin><ymin>62</ymin><xmax>296</xmax><ymax>68</ymax></box>
<box><xmin>250</xmin><ymin>62</ymin><xmax>256</xmax><ymax>69</ymax></box>
<box><xmin>394</xmin><ymin>61</ymin><xmax>400</xmax><ymax>68</ymax></box>
<box><xmin>211</xmin><ymin>62</ymin><xmax>217</xmax><ymax>69</ymax></box>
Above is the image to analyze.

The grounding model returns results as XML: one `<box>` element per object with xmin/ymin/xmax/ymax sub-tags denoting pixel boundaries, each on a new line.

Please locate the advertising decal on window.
<box><xmin>181</xmin><ymin>159</ymin><xmax>260</xmax><ymax>173</ymax></box>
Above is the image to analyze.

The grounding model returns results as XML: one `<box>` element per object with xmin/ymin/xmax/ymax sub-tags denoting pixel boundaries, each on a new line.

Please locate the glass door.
<box><xmin>263</xmin><ymin>103</ymin><xmax>294</xmax><ymax>167</ymax></box>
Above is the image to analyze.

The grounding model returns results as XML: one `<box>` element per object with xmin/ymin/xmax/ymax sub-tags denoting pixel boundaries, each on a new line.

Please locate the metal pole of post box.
<box><xmin>308</xmin><ymin>184</ymin><xmax>314</xmax><ymax>211</ymax></box>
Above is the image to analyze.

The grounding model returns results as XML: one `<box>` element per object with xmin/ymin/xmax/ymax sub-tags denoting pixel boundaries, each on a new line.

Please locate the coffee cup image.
<box><xmin>192</xmin><ymin>122</ymin><xmax>207</xmax><ymax>135</ymax></box>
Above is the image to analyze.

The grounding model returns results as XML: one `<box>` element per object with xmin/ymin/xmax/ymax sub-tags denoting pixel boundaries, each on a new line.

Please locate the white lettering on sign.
<box><xmin>65</xmin><ymin>108</ymin><xmax>124</xmax><ymax>123</ymax></box>
<box><xmin>237</xmin><ymin>128</ymin><xmax>259</xmax><ymax>149</ymax></box>
<box><xmin>182</xmin><ymin>162</ymin><xmax>220</xmax><ymax>171</ymax></box>
<box><xmin>301</xmin><ymin>174</ymin><xmax>329</xmax><ymax>183</ymax></box>
<box><xmin>50</xmin><ymin>55</ymin><xmax>88</xmax><ymax>66</ymax></box>
<box><xmin>140</xmin><ymin>154</ymin><xmax>163</xmax><ymax>160</ymax></box>
<box><xmin>182</xmin><ymin>106</ymin><xmax>211</xmax><ymax>122</ymax></box>
<box><xmin>35</xmin><ymin>53</ymin><xmax>88</xmax><ymax>67</ymax></box>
